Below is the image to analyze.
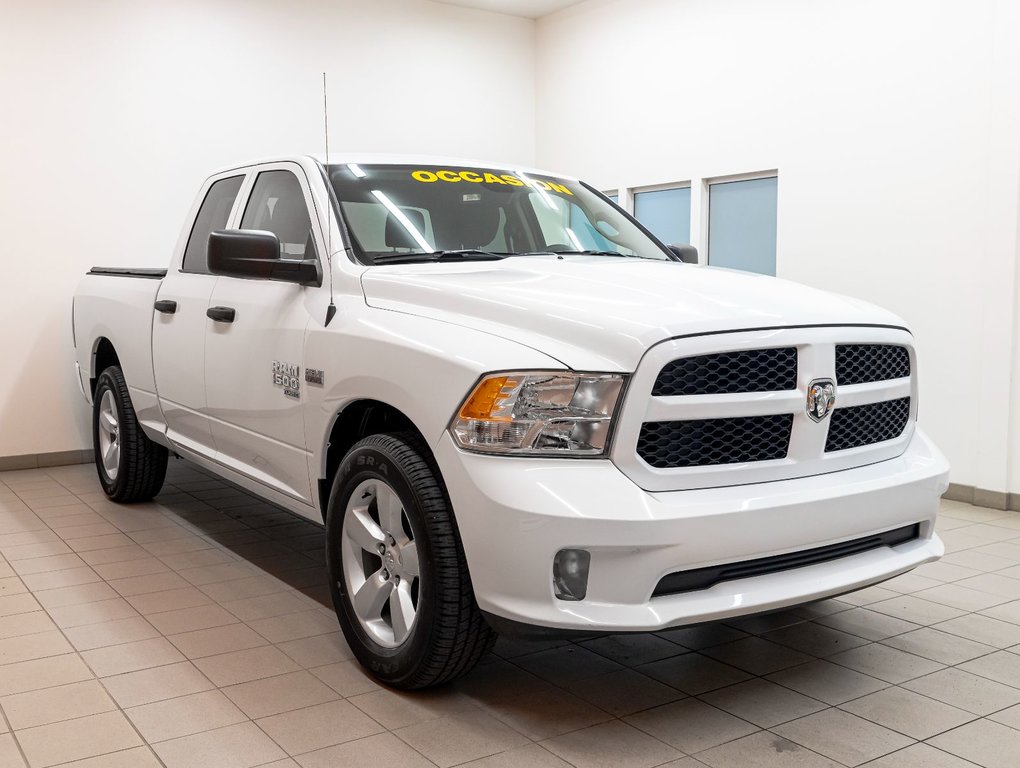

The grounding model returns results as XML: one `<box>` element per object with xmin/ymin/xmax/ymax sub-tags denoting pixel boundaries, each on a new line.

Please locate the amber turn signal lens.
<box><xmin>459</xmin><ymin>375</ymin><xmax>512</xmax><ymax>420</ymax></box>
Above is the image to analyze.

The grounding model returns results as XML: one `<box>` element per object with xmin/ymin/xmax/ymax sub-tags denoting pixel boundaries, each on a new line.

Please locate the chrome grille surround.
<box><xmin>612</xmin><ymin>326</ymin><xmax>916</xmax><ymax>492</ymax></box>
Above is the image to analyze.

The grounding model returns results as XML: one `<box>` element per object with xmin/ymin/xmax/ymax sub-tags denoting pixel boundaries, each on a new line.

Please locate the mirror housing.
<box><xmin>208</xmin><ymin>230</ymin><xmax>322</xmax><ymax>286</ymax></box>
<box><xmin>668</xmin><ymin>244</ymin><xmax>699</xmax><ymax>264</ymax></box>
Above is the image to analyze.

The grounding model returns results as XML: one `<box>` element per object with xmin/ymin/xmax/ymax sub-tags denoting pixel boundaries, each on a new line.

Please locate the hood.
<box><xmin>361</xmin><ymin>255</ymin><xmax>907</xmax><ymax>371</ymax></box>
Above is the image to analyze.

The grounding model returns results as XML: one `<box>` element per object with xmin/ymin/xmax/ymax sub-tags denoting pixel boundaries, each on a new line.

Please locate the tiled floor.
<box><xmin>0</xmin><ymin>461</ymin><xmax>1019</xmax><ymax>768</ymax></box>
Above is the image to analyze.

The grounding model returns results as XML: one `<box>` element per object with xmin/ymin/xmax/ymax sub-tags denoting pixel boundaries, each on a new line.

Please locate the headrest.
<box><xmin>385</xmin><ymin>208</ymin><xmax>428</xmax><ymax>249</ymax></box>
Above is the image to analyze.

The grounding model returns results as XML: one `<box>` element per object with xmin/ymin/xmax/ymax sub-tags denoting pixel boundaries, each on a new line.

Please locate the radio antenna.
<box><xmin>322</xmin><ymin>71</ymin><xmax>337</xmax><ymax>327</ymax></box>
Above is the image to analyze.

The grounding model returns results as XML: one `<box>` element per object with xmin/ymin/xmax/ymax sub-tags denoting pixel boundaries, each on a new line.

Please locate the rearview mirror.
<box><xmin>208</xmin><ymin>230</ymin><xmax>322</xmax><ymax>286</ymax></box>
<box><xmin>668</xmin><ymin>244</ymin><xmax>699</xmax><ymax>264</ymax></box>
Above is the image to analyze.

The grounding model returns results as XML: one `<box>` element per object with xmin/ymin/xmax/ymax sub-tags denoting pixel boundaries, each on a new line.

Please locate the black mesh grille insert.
<box><xmin>825</xmin><ymin>397</ymin><xmax>911</xmax><ymax>452</ymax></box>
<box><xmin>836</xmin><ymin>344</ymin><xmax>910</xmax><ymax>385</ymax></box>
<box><xmin>653</xmin><ymin>347</ymin><xmax>798</xmax><ymax>396</ymax></box>
<box><xmin>652</xmin><ymin>524</ymin><xmax>921</xmax><ymax>597</ymax></box>
<box><xmin>637</xmin><ymin>414</ymin><xmax>793</xmax><ymax>469</ymax></box>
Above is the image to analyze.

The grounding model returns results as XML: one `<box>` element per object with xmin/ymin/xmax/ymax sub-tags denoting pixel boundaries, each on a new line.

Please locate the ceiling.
<box><xmin>430</xmin><ymin>0</ymin><xmax>586</xmax><ymax>19</ymax></box>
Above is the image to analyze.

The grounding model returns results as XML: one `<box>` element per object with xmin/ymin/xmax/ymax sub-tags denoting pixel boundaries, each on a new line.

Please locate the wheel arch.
<box><xmin>90</xmin><ymin>337</ymin><xmax>121</xmax><ymax>395</ymax></box>
<box><xmin>318</xmin><ymin>399</ymin><xmax>433</xmax><ymax>521</ymax></box>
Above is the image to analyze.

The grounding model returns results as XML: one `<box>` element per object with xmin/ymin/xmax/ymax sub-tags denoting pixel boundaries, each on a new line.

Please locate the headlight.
<box><xmin>450</xmin><ymin>371</ymin><xmax>625</xmax><ymax>456</ymax></box>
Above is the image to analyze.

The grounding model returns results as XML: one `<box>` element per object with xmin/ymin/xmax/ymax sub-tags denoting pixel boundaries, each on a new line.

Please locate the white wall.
<box><xmin>536</xmin><ymin>0</ymin><xmax>1020</xmax><ymax>495</ymax></box>
<box><xmin>0</xmin><ymin>0</ymin><xmax>535</xmax><ymax>458</ymax></box>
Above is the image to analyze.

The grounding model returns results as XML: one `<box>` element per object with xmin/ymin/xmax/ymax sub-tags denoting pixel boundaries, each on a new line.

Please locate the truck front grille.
<box><xmin>836</xmin><ymin>344</ymin><xmax>910</xmax><ymax>385</ymax></box>
<box><xmin>637</xmin><ymin>414</ymin><xmax>792</xmax><ymax>468</ymax></box>
<box><xmin>825</xmin><ymin>397</ymin><xmax>911</xmax><ymax>452</ymax></box>
<box><xmin>652</xmin><ymin>347</ymin><xmax>797</xmax><ymax>396</ymax></box>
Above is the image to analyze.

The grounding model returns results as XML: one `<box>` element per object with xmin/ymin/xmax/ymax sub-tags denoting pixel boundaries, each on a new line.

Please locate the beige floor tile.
<box><xmin>276</xmin><ymin>633</ymin><xmax>352</xmax><ymax>668</ymax></box>
<box><xmin>761</xmin><ymin>621</ymin><xmax>869</xmax><ymax>657</ymax></box>
<box><xmin>903</xmin><ymin>666</ymin><xmax>1020</xmax><ymax>715</ymax></box>
<box><xmin>78</xmin><ymin>545</ymin><xmax>153</xmax><ymax>566</ymax></box>
<box><xmin>860</xmin><ymin>742</ymin><xmax>985</xmax><ymax>768</ymax></box>
<box><xmin>221</xmin><ymin>591</ymin><xmax>314</xmax><ymax>622</ymax></box>
<box><xmin>928</xmin><ymin>719</ymin><xmax>1020</xmax><ymax>768</ymax></box>
<box><xmin>933</xmin><ymin>613</ymin><xmax>1020</xmax><ymax>648</ymax></box>
<box><xmin>0</xmin><ymin>653</ymin><xmax>94</xmax><ymax>696</ymax></box>
<box><xmin>296</xmin><ymin>731</ymin><xmax>437</xmax><ymax>768</ymax></box>
<box><xmin>168</xmin><ymin>623</ymin><xmax>267</xmax><ymax>658</ymax></box>
<box><xmin>2</xmin><ymin>541</ymin><xmax>72</xmax><ymax>561</ymax></box>
<box><xmin>47</xmin><ymin>597</ymin><xmax>139</xmax><ymax>628</ymax></box>
<box><xmin>0</xmin><ymin>679</ymin><xmax>116</xmax><ymax>729</ymax></box>
<box><xmin>514</xmin><ymin>646</ymin><xmax>624</xmax><ymax>686</ymax></box>
<box><xmin>880</xmin><ymin>626</ymin><xmax>997</xmax><ymax>665</ymax></box>
<box><xmin>82</xmin><ymin>636</ymin><xmax>184</xmax><ymax>677</ymax></box>
<box><xmin>247</xmin><ymin>610</ymin><xmax>339</xmax><ymax>643</ymax></box>
<box><xmin>20</xmin><ymin>566</ymin><xmax>102</xmax><ymax>592</ymax></box>
<box><xmin>51</xmin><ymin>522</ymin><xmax>119</xmax><ymax>540</ymax></box>
<box><xmin>828</xmin><ymin>642</ymin><xmax>944</xmax><ymax>684</ymax></box>
<box><xmin>65</xmin><ymin>616</ymin><xmax>160</xmax><ymax>651</ymax></box>
<box><xmin>701</xmin><ymin>637</ymin><xmax>813</xmax><ymax>676</ymax></box>
<box><xmin>152</xmin><ymin>721</ymin><xmax>286</xmax><ymax>768</ymax></box>
<box><xmin>109</xmin><ymin>572</ymin><xmax>190</xmax><ymax>597</ymax></box>
<box><xmin>194</xmin><ymin>645</ymin><xmax>301</xmax><ymax>686</ymax></box>
<box><xmin>396</xmin><ymin>709</ymin><xmax>532</xmax><ymax>767</ymax></box>
<box><xmin>308</xmin><ymin>660</ymin><xmax>380</xmax><ymax>697</ymax></box>
<box><xmin>126</xmin><ymin>586</ymin><xmax>214</xmax><ymax>614</ymax></box>
<box><xmin>0</xmin><ymin>733</ymin><xmax>26</xmax><ymax>768</ymax></box>
<box><xmin>579</xmin><ymin>633</ymin><xmax>685</xmax><ymax>666</ymax></box>
<box><xmin>766</xmin><ymin>659</ymin><xmax>889</xmax><ymax>705</ymax></box>
<box><xmin>126</xmin><ymin>690</ymin><xmax>247</xmax><ymax>742</ymax></box>
<box><xmin>626</xmin><ymin>697</ymin><xmax>758</xmax><ymax>753</ymax></box>
<box><xmin>700</xmin><ymin>678</ymin><xmax>827</xmax><ymax>728</ymax></box>
<box><xmin>92</xmin><ymin>558</ymin><xmax>170</xmax><ymax>582</ymax></box>
<box><xmin>540</xmin><ymin>719</ymin><xmax>682</xmax><ymax>768</ymax></box>
<box><xmin>815</xmin><ymin>607</ymin><xmax>921</xmax><ymax>641</ymax></box>
<box><xmin>256</xmin><ymin>699</ymin><xmax>383</xmax><ymax>754</ymax></box>
<box><xmin>56</xmin><ymin>745</ymin><xmax>164</xmax><ymax>767</ymax></box>
<box><xmin>839</xmin><ymin>686</ymin><xmax>976</xmax><ymax>739</ymax></box>
<box><xmin>0</xmin><ymin>610</ymin><xmax>56</xmax><ymax>639</ymax></box>
<box><xmin>0</xmin><ymin>594</ymin><xmax>39</xmax><ymax>618</ymax></box>
<box><xmin>10</xmin><ymin>553</ymin><xmax>85</xmax><ymax>576</ymax></box>
<box><xmin>35</xmin><ymin>581</ymin><xmax>118</xmax><ymax>609</ymax></box>
<box><xmin>772</xmin><ymin>709</ymin><xmax>912</xmax><ymax>767</ymax></box>
<box><xmin>177</xmin><ymin>562</ymin><xmax>256</xmax><ymax>586</ymax></box>
<box><xmin>564</xmin><ymin>668</ymin><xmax>684</xmax><ymax>717</ymax></box>
<box><xmin>0</xmin><ymin>577</ymin><xmax>27</xmax><ymax>598</ymax></box>
<box><xmin>0</xmin><ymin>630</ymin><xmax>73</xmax><ymax>666</ymax></box>
<box><xmin>486</xmin><ymin>686</ymin><xmax>614</xmax><ymax>740</ymax></box>
<box><xmin>988</xmin><ymin>701</ymin><xmax>1020</xmax><ymax>729</ymax></box>
<box><xmin>655</xmin><ymin>623</ymin><xmax>748</xmax><ymax>649</ymax></box>
<box><xmin>199</xmin><ymin>576</ymin><xmax>291</xmax><ymax>603</ymax></box>
<box><xmin>867</xmin><ymin>595</ymin><xmax>966</xmax><ymax>625</ymax></box>
<box><xmin>102</xmin><ymin>661</ymin><xmax>215</xmax><ymax>708</ymax></box>
<box><xmin>223</xmin><ymin>671</ymin><xmax>340</xmax><ymax>719</ymax></box>
<box><xmin>16</xmin><ymin>710</ymin><xmax>143</xmax><ymax>767</ymax></box>
<box><xmin>695</xmin><ymin>731</ymin><xmax>842</xmax><ymax>768</ymax></box>
<box><xmin>146</xmin><ymin>604</ymin><xmax>239</xmax><ymax>635</ymax></box>
<box><xmin>958</xmin><ymin>649</ymin><xmax>1020</xmax><ymax>688</ymax></box>
<box><xmin>456</xmin><ymin>744</ymin><xmax>575</xmax><ymax>767</ymax></box>
<box><xmin>639</xmin><ymin>652</ymin><xmax>752</xmax><ymax>695</ymax></box>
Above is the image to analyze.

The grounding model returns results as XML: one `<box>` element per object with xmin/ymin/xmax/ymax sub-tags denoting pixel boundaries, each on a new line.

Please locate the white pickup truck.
<box><xmin>72</xmin><ymin>155</ymin><xmax>950</xmax><ymax>688</ymax></box>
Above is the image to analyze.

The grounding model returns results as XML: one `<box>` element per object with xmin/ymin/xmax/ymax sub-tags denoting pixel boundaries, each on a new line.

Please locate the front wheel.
<box><xmin>92</xmin><ymin>366</ymin><xmax>168</xmax><ymax>502</ymax></box>
<box><xmin>325</xmin><ymin>432</ymin><xmax>495</xmax><ymax>689</ymax></box>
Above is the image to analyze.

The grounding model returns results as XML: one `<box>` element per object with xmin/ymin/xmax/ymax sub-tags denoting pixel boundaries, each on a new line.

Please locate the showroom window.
<box><xmin>181</xmin><ymin>175</ymin><xmax>244</xmax><ymax>273</ymax></box>
<box><xmin>634</xmin><ymin>186</ymin><xmax>692</xmax><ymax>246</ymax></box>
<box><xmin>241</xmin><ymin>170</ymin><xmax>316</xmax><ymax>260</ymax></box>
<box><xmin>707</xmin><ymin>175</ymin><xmax>778</xmax><ymax>275</ymax></box>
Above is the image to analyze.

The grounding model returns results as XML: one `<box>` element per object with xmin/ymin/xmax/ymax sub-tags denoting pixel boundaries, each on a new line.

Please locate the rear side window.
<box><xmin>241</xmin><ymin>170</ymin><xmax>315</xmax><ymax>260</ymax></box>
<box><xmin>182</xmin><ymin>175</ymin><xmax>244</xmax><ymax>273</ymax></box>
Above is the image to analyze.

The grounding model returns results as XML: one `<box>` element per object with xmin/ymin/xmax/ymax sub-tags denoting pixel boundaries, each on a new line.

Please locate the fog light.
<box><xmin>553</xmin><ymin>549</ymin><xmax>590</xmax><ymax>601</ymax></box>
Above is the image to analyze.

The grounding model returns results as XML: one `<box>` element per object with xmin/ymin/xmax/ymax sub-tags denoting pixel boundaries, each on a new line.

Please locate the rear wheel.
<box><xmin>92</xmin><ymin>366</ymin><xmax>168</xmax><ymax>502</ymax></box>
<box><xmin>325</xmin><ymin>432</ymin><xmax>495</xmax><ymax>689</ymax></box>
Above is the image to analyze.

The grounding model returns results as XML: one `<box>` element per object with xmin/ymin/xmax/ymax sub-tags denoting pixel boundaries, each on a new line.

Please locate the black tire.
<box><xmin>92</xmin><ymin>366</ymin><xmax>168</xmax><ymax>502</ymax></box>
<box><xmin>325</xmin><ymin>432</ymin><xmax>495</xmax><ymax>689</ymax></box>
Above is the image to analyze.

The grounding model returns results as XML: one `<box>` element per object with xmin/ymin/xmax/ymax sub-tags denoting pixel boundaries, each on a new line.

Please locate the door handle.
<box><xmin>206</xmin><ymin>306</ymin><xmax>236</xmax><ymax>323</ymax></box>
<box><xmin>153</xmin><ymin>299</ymin><xmax>177</xmax><ymax>314</ymax></box>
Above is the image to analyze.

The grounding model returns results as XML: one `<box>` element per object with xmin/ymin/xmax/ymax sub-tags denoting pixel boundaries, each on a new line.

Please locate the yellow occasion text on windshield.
<box><xmin>411</xmin><ymin>169</ymin><xmax>573</xmax><ymax>196</ymax></box>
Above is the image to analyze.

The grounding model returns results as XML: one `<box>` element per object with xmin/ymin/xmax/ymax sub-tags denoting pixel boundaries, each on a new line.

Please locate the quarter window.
<box><xmin>182</xmin><ymin>175</ymin><xmax>244</xmax><ymax>273</ymax></box>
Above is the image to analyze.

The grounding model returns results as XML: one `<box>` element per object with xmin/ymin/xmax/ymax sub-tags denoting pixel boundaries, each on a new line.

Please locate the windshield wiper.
<box><xmin>515</xmin><ymin>250</ymin><xmax>632</xmax><ymax>258</ymax></box>
<box><xmin>372</xmin><ymin>249</ymin><xmax>510</xmax><ymax>265</ymax></box>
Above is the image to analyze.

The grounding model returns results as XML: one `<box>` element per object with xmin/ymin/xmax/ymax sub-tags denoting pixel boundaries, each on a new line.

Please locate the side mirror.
<box><xmin>208</xmin><ymin>230</ymin><xmax>322</xmax><ymax>286</ymax></box>
<box><xmin>668</xmin><ymin>244</ymin><xmax>699</xmax><ymax>264</ymax></box>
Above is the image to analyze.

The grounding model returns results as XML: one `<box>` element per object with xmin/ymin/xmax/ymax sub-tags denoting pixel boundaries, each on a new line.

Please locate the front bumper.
<box><xmin>435</xmin><ymin>428</ymin><xmax>949</xmax><ymax>632</ymax></box>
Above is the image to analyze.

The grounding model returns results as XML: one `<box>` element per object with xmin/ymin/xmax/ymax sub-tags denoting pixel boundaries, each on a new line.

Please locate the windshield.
<box><xmin>327</xmin><ymin>164</ymin><xmax>674</xmax><ymax>264</ymax></box>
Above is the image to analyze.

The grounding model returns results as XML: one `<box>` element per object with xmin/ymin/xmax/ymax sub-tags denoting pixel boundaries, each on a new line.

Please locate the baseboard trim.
<box><xmin>944</xmin><ymin>482</ymin><xmax>1017</xmax><ymax>512</ymax></box>
<box><xmin>0</xmin><ymin>449</ymin><xmax>94</xmax><ymax>472</ymax></box>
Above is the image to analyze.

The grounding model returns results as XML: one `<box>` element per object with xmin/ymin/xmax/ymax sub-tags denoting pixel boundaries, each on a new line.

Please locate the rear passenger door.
<box><xmin>203</xmin><ymin>164</ymin><xmax>323</xmax><ymax>504</ymax></box>
<box><xmin>153</xmin><ymin>173</ymin><xmax>243</xmax><ymax>457</ymax></box>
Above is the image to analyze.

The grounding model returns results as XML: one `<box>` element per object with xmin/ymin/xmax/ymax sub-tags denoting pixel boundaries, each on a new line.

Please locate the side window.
<box><xmin>241</xmin><ymin>170</ymin><xmax>315</xmax><ymax>260</ymax></box>
<box><xmin>182</xmin><ymin>175</ymin><xmax>244</xmax><ymax>273</ymax></box>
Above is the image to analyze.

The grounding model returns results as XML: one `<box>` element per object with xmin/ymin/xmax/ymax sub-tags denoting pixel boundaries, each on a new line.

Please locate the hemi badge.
<box><xmin>305</xmin><ymin>368</ymin><xmax>325</xmax><ymax>385</ymax></box>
